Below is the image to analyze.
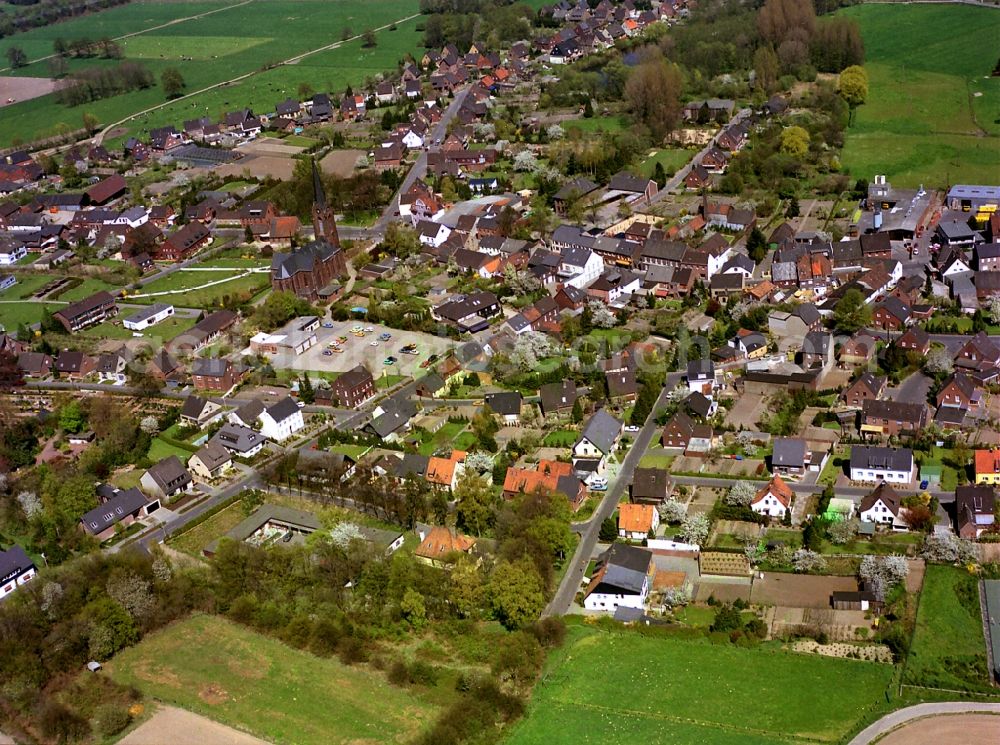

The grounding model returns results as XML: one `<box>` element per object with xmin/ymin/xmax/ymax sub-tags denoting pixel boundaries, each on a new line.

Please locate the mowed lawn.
<box><xmin>639</xmin><ymin>147</ymin><xmax>694</xmax><ymax>178</ymax></box>
<box><xmin>904</xmin><ymin>564</ymin><xmax>992</xmax><ymax>692</ymax></box>
<box><xmin>838</xmin><ymin>4</ymin><xmax>1000</xmax><ymax>187</ymax></box>
<box><xmin>506</xmin><ymin>625</ymin><xmax>894</xmax><ymax>745</ymax></box>
<box><xmin>106</xmin><ymin>614</ymin><xmax>438</xmax><ymax>745</ymax></box>
<box><xmin>0</xmin><ymin>0</ymin><xmax>422</xmax><ymax>146</ymax></box>
<box><xmin>131</xmin><ymin>270</ymin><xmax>269</xmax><ymax>307</ymax></box>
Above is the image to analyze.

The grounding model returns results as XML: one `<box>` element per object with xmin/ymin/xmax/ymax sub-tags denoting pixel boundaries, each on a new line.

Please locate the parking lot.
<box><xmin>274</xmin><ymin>319</ymin><xmax>457</xmax><ymax>380</ymax></box>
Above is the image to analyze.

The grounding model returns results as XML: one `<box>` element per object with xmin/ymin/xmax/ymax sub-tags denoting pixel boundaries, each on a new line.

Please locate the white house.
<box><xmin>416</xmin><ymin>220</ymin><xmax>451</xmax><ymax>247</ymax></box>
<box><xmin>400</xmin><ymin>129</ymin><xmax>424</xmax><ymax>149</ymax></box>
<box><xmin>584</xmin><ymin>544</ymin><xmax>652</xmax><ymax>613</ymax></box>
<box><xmin>573</xmin><ymin>409</ymin><xmax>623</xmax><ymax>473</ymax></box>
<box><xmin>139</xmin><ymin>455</ymin><xmax>194</xmax><ymax>500</ymax></box>
<box><xmin>858</xmin><ymin>482</ymin><xmax>906</xmax><ymax>529</ymax></box>
<box><xmin>686</xmin><ymin>359</ymin><xmax>716</xmax><ymax>397</ymax></box>
<box><xmin>750</xmin><ymin>475</ymin><xmax>793</xmax><ymax>519</ymax></box>
<box><xmin>849</xmin><ymin>446</ymin><xmax>914</xmax><ymax>484</ymax></box>
<box><xmin>0</xmin><ymin>545</ymin><xmax>36</xmax><ymax>600</ymax></box>
<box><xmin>123</xmin><ymin>302</ymin><xmax>175</xmax><ymax>331</ymax></box>
<box><xmin>559</xmin><ymin>246</ymin><xmax>604</xmax><ymax>290</ymax></box>
<box><xmin>0</xmin><ymin>242</ymin><xmax>27</xmax><ymax>265</ymax></box>
<box><xmin>258</xmin><ymin>397</ymin><xmax>304</xmax><ymax>442</ymax></box>
<box><xmin>617</xmin><ymin>503</ymin><xmax>659</xmax><ymax>541</ymax></box>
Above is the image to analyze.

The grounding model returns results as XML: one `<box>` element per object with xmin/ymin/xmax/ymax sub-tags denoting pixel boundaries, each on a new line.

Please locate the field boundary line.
<box><xmin>0</xmin><ymin>0</ymin><xmax>256</xmax><ymax>73</ymax></box>
<box><xmin>93</xmin><ymin>12</ymin><xmax>421</xmax><ymax>145</ymax></box>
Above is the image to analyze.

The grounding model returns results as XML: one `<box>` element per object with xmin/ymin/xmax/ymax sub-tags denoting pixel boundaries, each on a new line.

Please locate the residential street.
<box><xmin>543</xmin><ymin>380</ymin><xmax>677</xmax><ymax>617</ymax></box>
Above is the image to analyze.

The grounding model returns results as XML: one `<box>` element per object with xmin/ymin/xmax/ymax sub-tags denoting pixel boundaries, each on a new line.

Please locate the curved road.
<box><xmin>847</xmin><ymin>703</ymin><xmax>1000</xmax><ymax>745</ymax></box>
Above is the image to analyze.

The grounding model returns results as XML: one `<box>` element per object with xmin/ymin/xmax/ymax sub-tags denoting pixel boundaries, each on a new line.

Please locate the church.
<box><xmin>270</xmin><ymin>161</ymin><xmax>347</xmax><ymax>300</ymax></box>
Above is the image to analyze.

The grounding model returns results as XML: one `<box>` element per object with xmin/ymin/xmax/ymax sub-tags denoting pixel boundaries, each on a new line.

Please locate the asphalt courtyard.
<box><xmin>271</xmin><ymin>319</ymin><xmax>457</xmax><ymax>379</ymax></box>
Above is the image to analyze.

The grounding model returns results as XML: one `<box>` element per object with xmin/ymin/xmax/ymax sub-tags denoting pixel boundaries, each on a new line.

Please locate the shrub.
<box><xmin>93</xmin><ymin>703</ymin><xmax>131</xmax><ymax>738</ymax></box>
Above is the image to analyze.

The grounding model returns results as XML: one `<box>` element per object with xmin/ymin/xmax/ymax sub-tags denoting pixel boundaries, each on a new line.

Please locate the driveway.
<box><xmin>890</xmin><ymin>371</ymin><xmax>933</xmax><ymax>406</ymax></box>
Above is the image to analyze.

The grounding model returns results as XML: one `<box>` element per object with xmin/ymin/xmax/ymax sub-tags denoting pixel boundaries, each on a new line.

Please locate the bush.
<box><xmin>388</xmin><ymin>660</ymin><xmax>409</xmax><ymax>686</ymax></box>
<box><xmin>93</xmin><ymin>703</ymin><xmax>131</xmax><ymax>738</ymax></box>
<box><xmin>336</xmin><ymin>635</ymin><xmax>369</xmax><ymax>665</ymax></box>
<box><xmin>527</xmin><ymin>617</ymin><xmax>566</xmax><ymax>648</ymax></box>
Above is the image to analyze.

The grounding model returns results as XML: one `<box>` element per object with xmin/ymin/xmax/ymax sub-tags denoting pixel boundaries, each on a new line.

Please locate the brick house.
<box><xmin>329</xmin><ymin>365</ymin><xmax>375</xmax><ymax>408</ymax></box>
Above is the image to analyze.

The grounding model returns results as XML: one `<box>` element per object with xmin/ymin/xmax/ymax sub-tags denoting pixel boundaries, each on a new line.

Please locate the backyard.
<box><xmin>106</xmin><ymin>614</ymin><xmax>440</xmax><ymax>745</ymax></box>
<box><xmin>507</xmin><ymin>623</ymin><xmax>895</xmax><ymax>745</ymax></box>
<box><xmin>903</xmin><ymin>564</ymin><xmax>992</xmax><ymax>693</ymax></box>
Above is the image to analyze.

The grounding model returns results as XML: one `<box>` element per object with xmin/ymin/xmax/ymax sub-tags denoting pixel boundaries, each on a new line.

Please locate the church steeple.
<box><xmin>311</xmin><ymin>159</ymin><xmax>339</xmax><ymax>248</ymax></box>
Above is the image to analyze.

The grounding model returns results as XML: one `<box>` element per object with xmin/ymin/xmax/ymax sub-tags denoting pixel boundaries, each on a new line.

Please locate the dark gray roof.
<box><xmin>577</xmin><ymin>409</ymin><xmax>622</xmax><ymax>454</ymax></box>
<box><xmin>484</xmin><ymin>391</ymin><xmax>522</xmax><ymax>416</ymax></box>
<box><xmin>368</xmin><ymin>398</ymin><xmax>417</xmax><ymax>438</ymax></box>
<box><xmin>539</xmin><ymin>380</ymin><xmax>577</xmax><ymax>414</ymax></box>
<box><xmin>191</xmin><ymin>358</ymin><xmax>231</xmax><ymax>377</ymax></box>
<box><xmin>687</xmin><ymin>358</ymin><xmax>714</xmax><ymax>381</ymax></box>
<box><xmin>0</xmin><ymin>544</ymin><xmax>34</xmax><ymax>582</ymax></box>
<box><xmin>81</xmin><ymin>486</ymin><xmax>147</xmax><ymax>535</ymax></box>
<box><xmin>265</xmin><ymin>396</ymin><xmax>300</xmax><ymax>423</ymax></box>
<box><xmin>124</xmin><ymin>302</ymin><xmax>173</xmax><ymax>325</ymax></box>
<box><xmin>849</xmin><ymin>446</ymin><xmax>913</xmax><ymax>472</ymax></box>
<box><xmin>772</xmin><ymin>438</ymin><xmax>807</xmax><ymax>468</ymax></box>
<box><xmin>631</xmin><ymin>468</ymin><xmax>671</xmax><ymax>500</ymax></box>
<box><xmin>213</xmin><ymin>423</ymin><xmax>266</xmax><ymax>454</ymax></box>
<box><xmin>594</xmin><ymin>543</ymin><xmax>652</xmax><ymax>594</ymax></box>
<box><xmin>271</xmin><ymin>240</ymin><xmax>341</xmax><ymax>280</ymax></box>
<box><xmin>233</xmin><ymin>398</ymin><xmax>265</xmax><ymax>425</ymax></box>
<box><xmin>181</xmin><ymin>395</ymin><xmax>211</xmax><ymax>419</ymax></box>
<box><xmin>144</xmin><ymin>455</ymin><xmax>191</xmax><ymax>492</ymax></box>
<box><xmin>193</xmin><ymin>440</ymin><xmax>231</xmax><ymax>470</ymax></box>
<box><xmin>684</xmin><ymin>391</ymin><xmax>712</xmax><ymax>419</ymax></box>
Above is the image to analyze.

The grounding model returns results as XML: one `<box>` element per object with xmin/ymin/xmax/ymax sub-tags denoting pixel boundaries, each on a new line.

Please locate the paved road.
<box><xmin>649</xmin><ymin>108</ymin><xmax>751</xmax><ymax>199</ymax></box>
<box><xmin>890</xmin><ymin>370</ymin><xmax>933</xmax><ymax>406</ymax></box>
<box><xmin>543</xmin><ymin>380</ymin><xmax>678</xmax><ymax>617</ymax></box>
<box><xmin>670</xmin><ymin>475</ymin><xmax>955</xmax><ymax>503</ymax></box>
<box><xmin>846</xmin><ymin>702</ymin><xmax>1000</xmax><ymax>745</ymax></box>
<box><xmin>370</xmin><ymin>87</ymin><xmax>471</xmax><ymax>238</ymax></box>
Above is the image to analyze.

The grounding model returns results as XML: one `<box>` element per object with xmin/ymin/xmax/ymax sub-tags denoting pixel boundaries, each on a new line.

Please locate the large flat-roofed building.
<box><xmin>947</xmin><ymin>185</ymin><xmax>1000</xmax><ymax>213</ymax></box>
<box><xmin>53</xmin><ymin>291</ymin><xmax>118</xmax><ymax>332</ymax></box>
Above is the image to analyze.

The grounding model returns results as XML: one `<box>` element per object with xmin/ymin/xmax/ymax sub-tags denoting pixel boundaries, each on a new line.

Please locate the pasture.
<box><xmin>0</xmin><ymin>0</ymin><xmax>422</xmax><ymax>147</ymax></box>
<box><xmin>639</xmin><ymin>147</ymin><xmax>693</xmax><ymax>178</ymax></box>
<box><xmin>131</xmin><ymin>269</ymin><xmax>269</xmax><ymax>308</ymax></box>
<box><xmin>903</xmin><ymin>564</ymin><xmax>992</xmax><ymax>693</ymax></box>
<box><xmin>506</xmin><ymin>624</ymin><xmax>894</xmax><ymax>745</ymax></box>
<box><xmin>106</xmin><ymin>614</ymin><xmax>439</xmax><ymax>745</ymax></box>
<box><xmin>838</xmin><ymin>4</ymin><xmax>1000</xmax><ymax>187</ymax></box>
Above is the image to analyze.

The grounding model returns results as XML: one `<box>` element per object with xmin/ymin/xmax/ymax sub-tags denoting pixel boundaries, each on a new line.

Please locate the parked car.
<box><xmin>589</xmin><ymin>478</ymin><xmax>608</xmax><ymax>491</ymax></box>
<box><xmin>379</xmin><ymin>332</ymin><xmax>391</xmax><ymax>341</ymax></box>
<box><xmin>322</xmin><ymin>322</ymin><xmax>334</xmax><ymax>328</ymax></box>
<box><xmin>370</xmin><ymin>341</ymin><xmax>379</xmax><ymax>347</ymax></box>
<box><xmin>384</xmin><ymin>356</ymin><xmax>397</xmax><ymax>365</ymax></box>
<box><xmin>323</xmin><ymin>350</ymin><xmax>333</xmax><ymax>356</ymax></box>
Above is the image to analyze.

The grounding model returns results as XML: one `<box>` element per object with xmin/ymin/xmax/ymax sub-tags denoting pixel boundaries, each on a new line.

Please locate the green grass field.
<box><xmin>132</xmin><ymin>270</ymin><xmax>269</xmax><ymax>308</ymax></box>
<box><xmin>507</xmin><ymin>625</ymin><xmax>894</xmax><ymax>745</ymax></box>
<box><xmin>106</xmin><ymin>614</ymin><xmax>439</xmax><ymax>745</ymax></box>
<box><xmin>0</xmin><ymin>301</ymin><xmax>62</xmax><ymax>329</ymax></box>
<box><xmin>563</xmin><ymin>115</ymin><xmax>629</xmax><ymax>134</ymax></box>
<box><xmin>168</xmin><ymin>501</ymin><xmax>245</xmax><ymax>556</ymax></box>
<box><xmin>838</xmin><ymin>4</ymin><xmax>1000</xmax><ymax>187</ymax></box>
<box><xmin>148</xmin><ymin>436</ymin><xmax>195</xmax><ymax>462</ymax></box>
<box><xmin>904</xmin><ymin>564</ymin><xmax>992</xmax><ymax>693</ymax></box>
<box><xmin>542</xmin><ymin>429</ymin><xmax>577</xmax><ymax>448</ymax></box>
<box><xmin>0</xmin><ymin>0</ymin><xmax>423</xmax><ymax>147</ymax></box>
<box><xmin>639</xmin><ymin>147</ymin><xmax>693</xmax><ymax>177</ymax></box>
<box><xmin>0</xmin><ymin>273</ymin><xmax>52</xmax><ymax>300</ymax></box>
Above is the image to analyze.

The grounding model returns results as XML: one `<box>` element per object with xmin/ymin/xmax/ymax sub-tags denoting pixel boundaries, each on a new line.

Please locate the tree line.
<box><xmin>0</xmin><ymin>0</ymin><xmax>131</xmax><ymax>40</ymax></box>
<box><xmin>54</xmin><ymin>59</ymin><xmax>154</xmax><ymax>106</ymax></box>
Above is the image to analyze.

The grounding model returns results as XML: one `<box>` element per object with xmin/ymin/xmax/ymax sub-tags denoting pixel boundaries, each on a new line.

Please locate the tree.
<box><xmin>859</xmin><ymin>555</ymin><xmax>909</xmax><ymax>600</ymax></box>
<box><xmin>331</xmin><ymin>522</ymin><xmax>364</xmax><ymax>548</ymax></box>
<box><xmin>16</xmin><ymin>490</ymin><xmax>42</xmax><ymax>519</ymax></box>
<box><xmin>837</xmin><ymin>65</ymin><xmax>868</xmax><ymax>124</ymax></box>
<box><xmin>139</xmin><ymin>416</ymin><xmax>159</xmax><ymax>434</ymax></box>
<box><xmin>924</xmin><ymin>344</ymin><xmax>953</xmax><ymax>375</ymax></box>
<box><xmin>449</xmin><ymin>555</ymin><xmax>484</xmax><ymax>618</ymax></box>
<box><xmin>297</xmin><ymin>81</ymin><xmax>314</xmax><ymax>100</ymax></box>
<box><xmin>624</xmin><ymin>56</ymin><xmax>683</xmax><ymax>140</ymax></box>
<box><xmin>792</xmin><ymin>549</ymin><xmax>826</xmax><ymax>573</ymax></box>
<box><xmin>161</xmin><ymin>67</ymin><xmax>185</xmax><ymax>99</ymax></box>
<box><xmin>571</xmin><ymin>398</ymin><xmax>583</xmax><ymax>424</ymax></box>
<box><xmin>587</xmin><ymin>300</ymin><xmax>617</xmax><ymax>329</ymax></box>
<box><xmin>106</xmin><ymin>572</ymin><xmax>154</xmax><ymax>620</ymax></box>
<box><xmin>454</xmin><ymin>471</ymin><xmax>497</xmax><ymax>536</ymax></box>
<box><xmin>653</xmin><ymin>161</ymin><xmax>667</xmax><ymax>189</ymax></box>
<box><xmin>726</xmin><ymin>481</ymin><xmax>757</xmax><ymax>507</ymax></box>
<box><xmin>746</xmin><ymin>227</ymin><xmax>767</xmax><ymax>263</ymax></box>
<box><xmin>598</xmin><ymin>517</ymin><xmax>618</xmax><ymax>542</ymax></box>
<box><xmin>59</xmin><ymin>400</ymin><xmax>85</xmax><ymax>433</ymax></box>
<box><xmin>710</xmin><ymin>603</ymin><xmax>743</xmax><ymax>632</ymax></box>
<box><xmin>780</xmin><ymin>125</ymin><xmax>811</xmax><ymax>158</ymax></box>
<box><xmin>6</xmin><ymin>46</ymin><xmax>27</xmax><ymax>69</ymax></box>
<box><xmin>400</xmin><ymin>588</ymin><xmax>427</xmax><ymax>628</ymax></box>
<box><xmin>785</xmin><ymin>197</ymin><xmax>800</xmax><ymax>218</ymax></box>
<box><xmin>828</xmin><ymin>517</ymin><xmax>858</xmax><ymax>545</ymax></box>
<box><xmin>660</xmin><ymin>498</ymin><xmax>687</xmax><ymax>523</ymax></box>
<box><xmin>758</xmin><ymin>0</ymin><xmax>816</xmax><ymax>45</ymax></box>
<box><xmin>921</xmin><ymin>533</ymin><xmax>978</xmax><ymax>564</ymax></box>
<box><xmin>679</xmin><ymin>514</ymin><xmax>710</xmax><ymax>545</ymax></box>
<box><xmin>81</xmin><ymin>111</ymin><xmax>98</xmax><ymax>133</ymax></box>
<box><xmin>488</xmin><ymin>557</ymin><xmax>545</xmax><ymax>630</ymax></box>
<box><xmin>832</xmin><ymin>288</ymin><xmax>871</xmax><ymax>333</ymax></box>
<box><xmin>753</xmin><ymin>45</ymin><xmax>780</xmax><ymax>94</ymax></box>
<box><xmin>362</xmin><ymin>29</ymin><xmax>377</xmax><ymax>48</ymax></box>
<box><xmin>299</xmin><ymin>373</ymin><xmax>315</xmax><ymax>404</ymax></box>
